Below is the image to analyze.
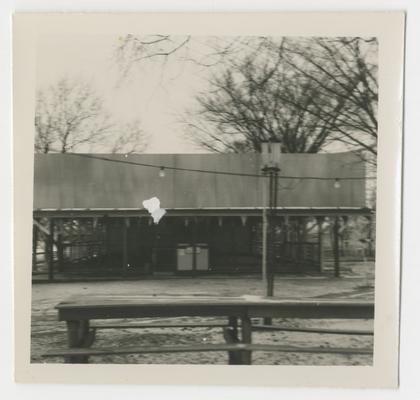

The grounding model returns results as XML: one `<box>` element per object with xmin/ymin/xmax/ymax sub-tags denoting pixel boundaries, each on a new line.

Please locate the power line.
<box><xmin>69</xmin><ymin>153</ymin><xmax>375</xmax><ymax>181</ymax></box>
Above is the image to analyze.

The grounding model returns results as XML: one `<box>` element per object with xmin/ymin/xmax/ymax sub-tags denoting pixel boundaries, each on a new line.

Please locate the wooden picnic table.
<box><xmin>51</xmin><ymin>295</ymin><xmax>374</xmax><ymax>364</ymax></box>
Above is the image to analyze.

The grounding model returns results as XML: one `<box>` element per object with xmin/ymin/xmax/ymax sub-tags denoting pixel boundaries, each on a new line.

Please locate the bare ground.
<box><xmin>31</xmin><ymin>261</ymin><xmax>374</xmax><ymax>365</ymax></box>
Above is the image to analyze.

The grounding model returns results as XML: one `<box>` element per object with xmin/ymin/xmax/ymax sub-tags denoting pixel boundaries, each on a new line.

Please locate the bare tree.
<box><xmin>279</xmin><ymin>37</ymin><xmax>378</xmax><ymax>160</ymax></box>
<box><xmin>35</xmin><ymin>77</ymin><xmax>149</xmax><ymax>154</ymax></box>
<box><xmin>35</xmin><ymin>78</ymin><xmax>113</xmax><ymax>153</ymax></box>
<box><xmin>185</xmin><ymin>49</ymin><xmax>346</xmax><ymax>153</ymax></box>
<box><xmin>110</xmin><ymin>120</ymin><xmax>149</xmax><ymax>154</ymax></box>
<box><xmin>185</xmin><ymin>37</ymin><xmax>377</xmax><ymax>157</ymax></box>
<box><xmin>115</xmin><ymin>34</ymin><xmax>249</xmax><ymax>76</ymax></box>
<box><xmin>115</xmin><ymin>35</ymin><xmax>377</xmax><ymax>161</ymax></box>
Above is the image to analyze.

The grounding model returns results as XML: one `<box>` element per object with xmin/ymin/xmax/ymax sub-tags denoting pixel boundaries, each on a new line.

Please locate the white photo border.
<box><xmin>13</xmin><ymin>12</ymin><xmax>405</xmax><ymax>387</ymax></box>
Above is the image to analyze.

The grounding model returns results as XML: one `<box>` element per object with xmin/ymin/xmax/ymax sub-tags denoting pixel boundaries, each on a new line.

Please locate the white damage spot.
<box><xmin>142</xmin><ymin>197</ymin><xmax>166</xmax><ymax>224</ymax></box>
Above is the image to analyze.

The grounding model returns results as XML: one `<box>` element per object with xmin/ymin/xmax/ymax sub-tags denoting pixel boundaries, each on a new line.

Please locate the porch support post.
<box><xmin>192</xmin><ymin>217</ymin><xmax>198</xmax><ymax>273</ymax></box>
<box><xmin>32</xmin><ymin>222</ymin><xmax>38</xmax><ymax>272</ymax></box>
<box><xmin>316</xmin><ymin>216</ymin><xmax>325</xmax><ymax>273</ymax></box>
<box><xmin>284</xmin><ymin>216</ymin><xmax>290</xmax><ymax>242</ymax></box>
<box><xmin>103</xmin><ymin>217</ymin><xmax>109</xmax><ymax>267</ymax></box>
<box><xmin>122</xmin><ymin>218</ymin><xmax>129</xmax><ymax>276</ymax></box>
<box><xmin>57</xmin><ymin>219</ymin><xmax>64</xmax><ymax>272</ymax></box>
<box><xmin>366</xmin><ymin>215</ymin><xmax>373</xmax><ymax>257</ymax></box>
<box><xmin>69</xmin><ymin>219</ymin><xmax>74</xmax><ymax>261</ymax></box>
<box><xmin>152</xmin><ymin>216</ymin><xmax>162</xmax><ymax>274</ymax></box>
<box><xmin>47</xmin><ymin>219</ymin><xmax>55</xmax><ymax>281</ymax></box>
<box><xmin>333</xmin><ymin>216</ymin><xmax>340</xmax><ymax>277</ymax></box>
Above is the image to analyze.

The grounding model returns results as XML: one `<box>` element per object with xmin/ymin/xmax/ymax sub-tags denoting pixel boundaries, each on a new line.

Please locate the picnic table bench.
<box><xmin>44</xmin><ymin>295</ymin><xmax>374</xmax><ymax>364</ymax></box>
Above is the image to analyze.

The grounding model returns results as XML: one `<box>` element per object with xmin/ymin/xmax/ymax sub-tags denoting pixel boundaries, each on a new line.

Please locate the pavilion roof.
<box><xmin>33</xmin><ymin>152</ymin><xmax>367</xmax><ymax>214</ymax></box>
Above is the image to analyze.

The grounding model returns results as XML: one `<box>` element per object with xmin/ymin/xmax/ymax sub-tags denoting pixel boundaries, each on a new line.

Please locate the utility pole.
<box><xmin>261</xmin><ymin>141</ymin><xmax>281</xmax><ymax>326</ymax></box>
<box><xmin>262</xmin><ymin>164</ymin><xmax>280</xmax><ymax>298</ymax></box>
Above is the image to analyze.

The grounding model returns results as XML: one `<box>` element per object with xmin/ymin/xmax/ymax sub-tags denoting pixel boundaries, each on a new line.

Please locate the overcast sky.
<box><xmin>36</xmin><ymin>34</ymin><xmax>212</xmax><ymax>153</ymax></box>
<box><xmin>36</xmin><ymin>34</ymin><xmax>369</xmax><ymax>156</ymax></box>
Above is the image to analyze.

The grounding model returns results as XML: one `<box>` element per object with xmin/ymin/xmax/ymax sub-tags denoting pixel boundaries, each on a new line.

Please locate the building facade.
<box><xmin>32</xmin><ymin>152</ymin><xmax>371</xmax><ymax>280</ymax></box>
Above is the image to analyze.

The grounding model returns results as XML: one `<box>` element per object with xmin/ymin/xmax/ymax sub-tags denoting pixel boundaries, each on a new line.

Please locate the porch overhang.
<box><xmin>33</xmin><ymin>206</ymin><xmax>373</xmax><ymax>219</ymax></box>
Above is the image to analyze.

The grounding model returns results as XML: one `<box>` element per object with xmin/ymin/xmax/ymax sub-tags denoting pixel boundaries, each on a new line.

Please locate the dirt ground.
<box><xmin>31</xmin><ymin>261</ymin><xmax>374</xmax><ymax>365</ymax></box>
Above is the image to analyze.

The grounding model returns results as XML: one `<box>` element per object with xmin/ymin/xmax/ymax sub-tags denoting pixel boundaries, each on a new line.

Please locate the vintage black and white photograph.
<box><xmin>29</xmin><ymin>31</ymin><xmax>379</xmax><ymax>367</ymax></box>
<box><xmin>11</xmin><ymin>12</ymin><xmax>405</xmax><ymax>387</ymax></box>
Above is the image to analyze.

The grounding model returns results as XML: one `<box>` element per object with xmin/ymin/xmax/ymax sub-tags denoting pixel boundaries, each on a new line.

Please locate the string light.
<box><xmin>334</xmin><ymin>178</ymin><xmax>341</xmax><ymax>189</ymax></box>
<box><xmin>159</xmin><ymin>167</ymin><xmax>166</xmax><ymax>178</ymax></box>
<box><xmin>69</xmin><ymin>153</ymin><xmax>374</xmax><ymax>182</ymax></box>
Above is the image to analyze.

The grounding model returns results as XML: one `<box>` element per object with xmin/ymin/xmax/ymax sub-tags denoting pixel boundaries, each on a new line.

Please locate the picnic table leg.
<box><xmin>223</xmin><ymin>316</ymin><xmax>241</xmax><ymax>365</ymax></box>
<box><xmin>240</xmin><ymin>316</ymin><xmax>252</xmax><ymax>365</ymax></box>
<box><xmin>65</xmin><ymin>320</ymin><xmax>95</xmax><ymax>363</ymax></box>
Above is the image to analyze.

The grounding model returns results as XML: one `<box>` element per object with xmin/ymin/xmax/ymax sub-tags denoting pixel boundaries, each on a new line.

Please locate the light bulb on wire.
<box><xmin>334</xmin><ymin>178</ymin><xmax>341</xmax><ymax>189</ymax></box>
<box><xmin>159</xmin><ymin>167</ymin><xmax>166</xmax><ymax>178</ymax></box>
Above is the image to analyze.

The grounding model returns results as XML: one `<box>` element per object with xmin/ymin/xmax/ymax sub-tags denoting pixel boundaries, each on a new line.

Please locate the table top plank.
<box><xmin>56</xmin><ymin>295</ymin><xmax>374</xmax><ymax>321</ymax></box>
